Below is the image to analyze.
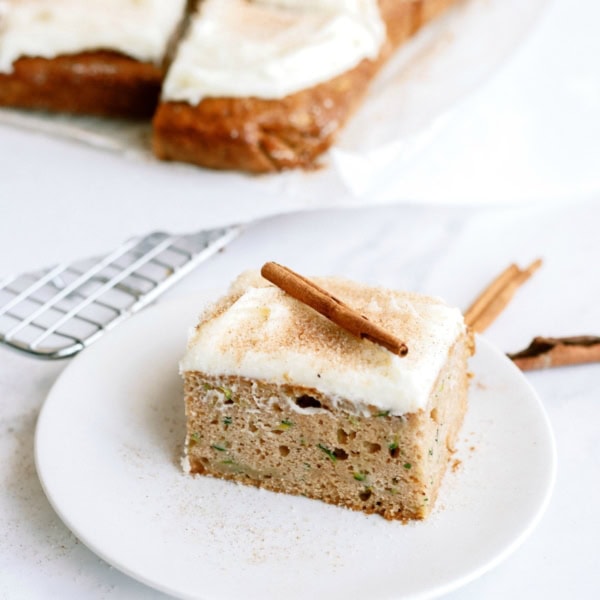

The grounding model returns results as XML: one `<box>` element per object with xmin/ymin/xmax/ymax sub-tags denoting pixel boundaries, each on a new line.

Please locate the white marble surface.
<box><xmin>1</xmin><ymin>0</ymin><xmax>600</xmax><ymax>598</ymax></box>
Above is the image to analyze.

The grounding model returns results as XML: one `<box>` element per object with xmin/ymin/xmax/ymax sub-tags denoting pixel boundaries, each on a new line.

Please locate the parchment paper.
<box><xmin>0</xmin><ymin>0</ymin><xmax>547</xmax><ymax>197</ymax></box>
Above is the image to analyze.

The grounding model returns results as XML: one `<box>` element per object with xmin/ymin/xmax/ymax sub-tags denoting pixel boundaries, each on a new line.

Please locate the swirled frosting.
<box><xmin>162</xmin><ymin>0</ymin><xmax>385</xmax><ymax>103</ymax></box>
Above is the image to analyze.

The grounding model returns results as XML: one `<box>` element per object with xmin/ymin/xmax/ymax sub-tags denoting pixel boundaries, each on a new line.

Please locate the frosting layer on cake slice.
<box><xmin>180</xmin><ymin>272</ymin><xmax>465</xmax><ymax>415</ymax></box>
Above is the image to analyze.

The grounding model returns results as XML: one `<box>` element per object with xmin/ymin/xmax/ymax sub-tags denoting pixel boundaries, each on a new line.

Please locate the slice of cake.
<box><xmin>180</xmin><ymin>269</ymin><xmax>473</xmax><ymax>521</ymax></box>
<box><xmin>153</xmin><ymin>0</ymin><xmax>458</xmax><ymax>173</ymax></box>
<box><xmin>0</xmin><ymin>0</ymin><xmax>188</xmax><ymax>118</ymax></box>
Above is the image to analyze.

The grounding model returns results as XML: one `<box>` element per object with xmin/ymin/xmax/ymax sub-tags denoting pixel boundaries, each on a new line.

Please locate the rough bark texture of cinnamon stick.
<box><xmin>465</xmin><ymin>259</ymin><xmax>542</xmax><ymax>333</ymax></box>
<box><xmin>508</xmin><ymin>336</ymin><xmax>600</xmax><ymax>370</ymax></box>
<box><xmin>464</xmin><ymin>264</ymin><xmax>519</xmax><ymax>327</ymax></box>
<box><xmin>261</xmin><ymin>262</ymin><xmax>408</xmax><ymax>356</ymax></box>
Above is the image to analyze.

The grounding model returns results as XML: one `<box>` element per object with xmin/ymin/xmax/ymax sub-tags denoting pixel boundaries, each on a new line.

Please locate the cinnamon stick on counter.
<box><xmin>464</xmin><ymin>260</ymin><xmax>599</xmax><ymax>370</ymax></box>
<box><xmin>508</xmin><ymin>336</ymin><xmax>600</xmax><ymax>371</ymax></box>
<box><xmin>464</xmin><ymin>259</ymin><xmax>542</xmax><ymax>333</ymax></box>
<box><xmin>261</xmin><ymin>262</ymin><xmax>408</xmax><ymax>357</ymax></box>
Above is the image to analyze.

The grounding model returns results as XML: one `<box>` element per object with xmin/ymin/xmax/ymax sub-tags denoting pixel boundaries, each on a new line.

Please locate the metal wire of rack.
<box><xmin>0</xmin><ymin>227</ymin><xmax>240</xmax><ymax>359</ymax></box>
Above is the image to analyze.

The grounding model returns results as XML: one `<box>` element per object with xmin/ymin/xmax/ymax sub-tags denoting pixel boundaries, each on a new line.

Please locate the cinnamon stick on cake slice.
<box><xmin>0</xmin><ymin>0</ymin><xmax>189</xmax><ymax>118</ymax></box>
<box><xmin>153</xmin><ymin>0</ymin><xmax>459</xmax><ymax>173</ymax></box>
<box><xmin>180</xmin><ymin>269</ymin><xmax>473</xmax><ymax>521</ymax></box>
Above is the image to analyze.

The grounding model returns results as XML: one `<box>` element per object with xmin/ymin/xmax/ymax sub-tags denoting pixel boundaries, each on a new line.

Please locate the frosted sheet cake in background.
<box><xmin>153</xmin><ymin>0</ymin><xmax>460</xmax><ymax>172</ymax></box>
<box><xmin>0</xmin><ymin>0</ymin><xmax>188</xmax><ymax>117</ymax></box>
<box><xmin>0</xmin><ymin>0</ymin><xmax>459</xmax><ymax>169</ymax></box>
<box><xmin>180</xmin><ymin>269</ymin><xmax>474</xmax><ymax>521</ymax></box>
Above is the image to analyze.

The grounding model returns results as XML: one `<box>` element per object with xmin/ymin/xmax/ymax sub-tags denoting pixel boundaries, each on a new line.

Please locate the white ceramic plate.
<box><xmin>35</xmin><ymin>294</ymin><xmax>556</xmax><ymax>600</ymax></box>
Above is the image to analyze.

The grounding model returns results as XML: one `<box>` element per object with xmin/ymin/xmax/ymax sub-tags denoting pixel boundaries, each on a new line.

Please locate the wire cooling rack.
<box><xmin>0</xmin><ymin>227</ymin><xmax>240</xmax><ymax>359</ymax></box>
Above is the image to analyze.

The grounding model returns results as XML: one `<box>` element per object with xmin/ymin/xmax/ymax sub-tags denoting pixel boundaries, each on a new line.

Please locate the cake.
<box><xmin>0</xmin><ymin>0</ymin><xmax>188</xmax><ymax>118</ymax></box>
<box><xmin>0</xmin><ymin>0</ymin><xmax>458</xmax><ymax>169</ymax></box>
<box><xmin>180</xmin><ymin>269</ymin><xmax>473</xmax><ymax>521</ymax></box>
<box><xmin>153</xmin><ymin>0</ymin><xmax>459</xmax><ymax>173</ymax></box>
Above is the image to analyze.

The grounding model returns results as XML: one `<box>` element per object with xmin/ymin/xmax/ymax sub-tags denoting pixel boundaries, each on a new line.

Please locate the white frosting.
<box><xmin>180</xmin><ymin>274</ymin><xmax>466</xmax><ymax>416</ymax></box>
<box><xmin>0</xmin><ymin>0</ymin><xmax>187</xmax><ymax>73</ymax></box>
<box><xmin>162</xmin><ymin>0</ymin><xmax>385</xmax><ymax>103</ymax></box>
